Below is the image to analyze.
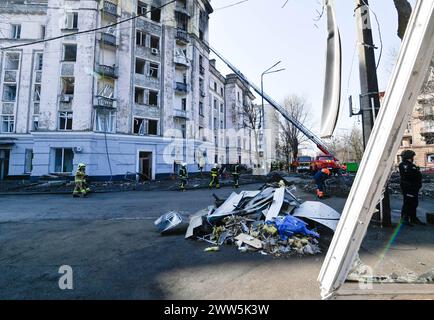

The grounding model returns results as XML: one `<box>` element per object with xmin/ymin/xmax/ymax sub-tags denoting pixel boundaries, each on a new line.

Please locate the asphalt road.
<box><xmin>0</xmin><ymin>185</ymin><xmax>432</xmax><ymax>299</ymax></box>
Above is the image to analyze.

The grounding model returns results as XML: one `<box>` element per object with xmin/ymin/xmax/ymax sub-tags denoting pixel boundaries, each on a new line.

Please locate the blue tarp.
<box><xmin>267</xmin><ymin>215</ymin><xmax>320</xmax><ymax>240</ymax></box>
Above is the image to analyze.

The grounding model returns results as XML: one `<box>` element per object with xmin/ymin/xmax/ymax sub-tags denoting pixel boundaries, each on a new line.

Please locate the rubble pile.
<box><xmin>156</xmin><ymin>182</ymin><xmax>341</xmax><ymax>257</ymax></box>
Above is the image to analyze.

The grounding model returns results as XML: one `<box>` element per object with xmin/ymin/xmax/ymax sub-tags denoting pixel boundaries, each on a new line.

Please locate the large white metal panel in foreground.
<box><xmin>318</xmin><ymin>0</ymin><xmax>434</xmax><ymax>299</ymax></box>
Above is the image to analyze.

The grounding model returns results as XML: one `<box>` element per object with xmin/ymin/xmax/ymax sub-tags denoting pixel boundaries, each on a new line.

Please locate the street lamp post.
<box><xmin>259</xmin><ymin>62</ymin><xmax>285</xmax><ymax>173</ymax></box>
<box><xmin>260</xmin><ymin>61</ymin><xmax>285</xmax><ymax>130</ymax></box>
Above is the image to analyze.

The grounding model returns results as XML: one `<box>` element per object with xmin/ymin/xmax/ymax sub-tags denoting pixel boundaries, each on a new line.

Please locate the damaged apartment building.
<box><xmin>0</xmin><ymin>0</ymin><xmax>256</xmax><ymax>180</ymax></box>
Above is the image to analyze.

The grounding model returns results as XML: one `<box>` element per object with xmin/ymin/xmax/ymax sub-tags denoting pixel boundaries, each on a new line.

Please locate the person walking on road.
<box><xmin>232</xmin><ymin>162</ymin><xmax>241</xmax><ymax>188</ymax></box>
<box><xmin>179</xmin><ymin>162</ymin><xmax>188</xmax><ymax>192</ymax></box>
<box><xmin>209</xmin><ymin>164</ymin><xmax>221</xmax><ymax>189</ymax></box>
<box><xmin>399</xmin><ymin>150</ymin><xmax>425</xmax><ymax>226</ymax></box>
<box><xmin>73</xmin><ymin>163</ymin><xmax>90</xmax><ymax>197</ymax></box>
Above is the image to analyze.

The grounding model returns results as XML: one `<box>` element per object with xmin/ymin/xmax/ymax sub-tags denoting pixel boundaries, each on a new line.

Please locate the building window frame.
<box><xmin>53</xmin><ymin>148</ymin><xmax>74</xmax><ymax>173</ymax></box>
<box><xmin>58</xmin><ymin>111</ymin><xmax>73</xmax><ymax>131</ymax></box>
<box><xmin>11</xmin><ymin>24</ymin><xmax>21</xmax><ymax>39</ymax></box>
<box><xmin>1</xmin><ymin>115</ymin><xmax>15</xmax><ymax>133</ymax></box>
<box><xmin>95</xmin><ymin>108</ymin><xmax>116</xmax><ymax>133</ymax></box>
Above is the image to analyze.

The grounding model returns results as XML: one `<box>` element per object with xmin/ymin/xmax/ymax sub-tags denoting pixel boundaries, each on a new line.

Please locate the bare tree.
<box><xmin>275</xmin><ymin>95</ymin><xmax>311</xmax><ymax>169</ymax></box>
<box><xmin>234</xmin><ymin>100</ymin><xmax>262</xmax><ymax>168</ymax></box>
<box><xmin>347</xmin><ymin>125</ymin><xmax>364</xmax><ymax>162</ymax></box>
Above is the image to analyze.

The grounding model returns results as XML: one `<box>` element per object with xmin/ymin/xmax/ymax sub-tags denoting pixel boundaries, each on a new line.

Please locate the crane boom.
<box><xmin>208</xmin><ymin>46</ymin><xmax>333</xmax><ymax>156</ymax></box>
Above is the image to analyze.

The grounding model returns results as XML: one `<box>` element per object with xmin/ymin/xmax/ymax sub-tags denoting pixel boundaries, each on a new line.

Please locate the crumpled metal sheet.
<box><xmin>209</xmin><ymin>190</ymin><xmax>260</xmax><ymax>220</ymax></box>
<box><xmin>320</xmin><ymin>0</ymin><xmax>342</xmax><ymax>139</ymax></box>
<box><xmin>265</xmin><ymin>186</ymin><xmax>285</xmax><ymax>221</ymax></box>
<box><xmin>292</xmin><ymin>201</ymin><xmax>341</xmax><ymax>231</ymax></box>
<box><xmin>154</xmin><ymin>211</ymin><xmax>187</xmax><ymax>234</ymax></box>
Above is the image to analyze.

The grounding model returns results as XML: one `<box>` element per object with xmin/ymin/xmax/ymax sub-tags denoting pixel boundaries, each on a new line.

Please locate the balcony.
<box><xmin>102</xmin><ymin>1</ymin><xmax>118</xmax><ymax>17</ymax></box>
<box><xmin>94</xmin><ymin>95</ymin><xmax>116</xmax><ymax>109</ymax></box>
<box><xmin>174</xmin><ymin>82</ymin><xmax>188</xmax><ymax>94</ymax></box>
<box><xmin>100</xmin><ymin>33</ymin><xmax>117</xmax><ymax>47</ymax></box>
<box><xmin>174</xmin><ymin>54</ymin><xmax>190</xmax><ymax>68</ymax></box>
<box><xmin>173</xmin><ymin>109</ymin><xmax>189</xmax><ymax>119</ymax></box>
<box><xmin>96</xmin><ymin>64</ymin><xmax>118</xmax><ymax>78</ymax></box>
<box><xmin>175</xmin><ymin>29</ymin><xmax>189</xmax><ymax>44</ymax></box>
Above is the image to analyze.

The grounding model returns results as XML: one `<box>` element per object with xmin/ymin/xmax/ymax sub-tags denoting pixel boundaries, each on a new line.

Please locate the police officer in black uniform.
<box><xmin>399</xmin><ymin>150</ymin><xmax>425</xmax><ymax>226</ymax></box>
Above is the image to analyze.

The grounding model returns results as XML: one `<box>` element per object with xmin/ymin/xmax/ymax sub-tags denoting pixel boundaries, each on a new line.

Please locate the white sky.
<box><xmin>209</xmin><ymin>0</ymin><xmax>417</xmax><ymax>149</ymax></box>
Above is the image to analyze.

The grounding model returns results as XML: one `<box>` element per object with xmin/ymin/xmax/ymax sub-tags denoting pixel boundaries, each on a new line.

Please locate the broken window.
<box><xmin>34</xmin><ymin>84</ymin><xmax>41</xmax><ymax>102</ymax></box>
<box><xmin>135</xmin><ymin>87</ymin><xmax>145</xmax><ymax>104</ymax></box>
<box><xmin>148</xmin><ymin>90</ymin><xmax>158</xmax><ymax>107</ymax></box>
<box><xmin>150</xmin><ymin>35</ymin><xmax>160</xmax><ymax>50</ymax></box>
<box><xmin>41</xmin><ymin>25</ymin><xmax>45</xmax><ymax>39</ymax></box>
<box><xmin>1</xmin><ymin>115</ymin><xmax>14</xmax><ymax>133</ymax></box>
<box><xmin>61</xmin><ymin>77</ymin><xmax>75</xmax><ymax>95</ymax></box>
<box><xmin>134</xmin><ymin>117</ymin><xmax>145</xmax><ymax>134</ymax></box>
<box><xmin>148</xmin><ymin>119</ymin><xmax>158</xmax><ymax>135</ymax></box>
<box><xmin>95</xmin><ymin>109</ymin><xmax>115</xmax><ymax>133</ymax></box>
<box><xmin>35</xmin><ymin>53</ymin><xmax>43</xmax><ymax>71</ymax></box>
<box><xmin>175</xmin><ymin>12</ymin><xmax>188</xmax><ymax>31</ymax></box>
<box><xmin>63</xmin><ymin>44</ymin><xmax>77</xmax><ymax>61</ymax></box>
<box><xmin>2</xmin><ymin>84</ymin><xmax>17</xmax><ymax>102</ymax></box>
<box><xmin>149</xmin><ymin>63</ymin><xmax>159</xmax><ymax>79</ymax></box>
<box><xmin>98</xmin><ymin>83</ymin><xmax>114</xmax><ymax>98</ymax></box>
<box><xmin>135</xmin><ymin>58</ymin><xmax>146</xmax><ymax>74</ymax></box>
<box><xmin>4</xmin><ymin>52</ymin><xmax>20</xmax><ymax>70</ymax></box>
<box><xmin>54</xmin><ymin>148</ymin><xmax>74</xmax><ymax>173</ymax></box>
<box><xmin>58</xmin><ymin>111</ymin><xmax>73</xmax><ymax>130</ymax></box>
<box><xmin>11</xmin><ymin>24</ymin><xmax>21</xmax><ymax>39</ymax></box>
<box><xmin>65</xmin><ymin>12</ymin><xmax>78</xmax><ymax>29</ymax></box>
<box><xmin>137</xmin><ymin>1</ymin><xmax>147</xmax><ymax>15</ymax></box>
<box><xmin>133</xmin><ymin>118</ymin><xmax>158</xmax><ymax>135</ymax></box>
<box><xmin>33</xmin><ymin>115</ymin><xmax>39</xmax><ymax>131</ymax></box>
<box><xmin>136</xmin><ymin>30</ymin><xmax>146</xmax><ymax>46</ymax></box>
<box><xmin>150</xmin><ymin>6</ymin><xmax>161</xmax><ymax>23</ymax></box>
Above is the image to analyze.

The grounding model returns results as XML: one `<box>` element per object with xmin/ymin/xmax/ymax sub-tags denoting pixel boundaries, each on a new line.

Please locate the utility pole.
<box><xmin>354</xmin><ymin>0</ymin><xmax>392</xmax><ymax>227</ymax></box>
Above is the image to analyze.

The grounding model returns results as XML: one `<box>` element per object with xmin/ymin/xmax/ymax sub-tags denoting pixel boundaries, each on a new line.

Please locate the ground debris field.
<box><xmin>0</xmin><ymin>181</ymin><xmax>433</xmax><ymax>299</ymax></box>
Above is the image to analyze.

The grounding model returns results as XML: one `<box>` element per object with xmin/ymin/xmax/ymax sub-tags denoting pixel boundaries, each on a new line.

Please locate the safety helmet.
<box><xmin>401</xmin><ymin>150</ymin><xmax>416</xmax><ymax>160</ymax></box>
<box><xmin>322</xmin><ymin>168</ymin><xmax>331</xmax><ymax>175</ymax></box>
<box><xmin>214</xmin><ymin>164</ymin><xmax>218</xmax><ymax>168</ymax></box>
<box><xmin>182</xmin><ymin>162</ymin><xmax>187</xmax><ymax>167</ymax></box>
<box><xmin>78</xmin><ymin>163</ymin><xmax>86</xmax><ymax>169</ymax></box>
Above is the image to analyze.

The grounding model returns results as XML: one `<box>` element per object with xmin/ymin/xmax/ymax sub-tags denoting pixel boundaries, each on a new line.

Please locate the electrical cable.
<box><xmin>213</xmin><ymin>0</ymin><xmax>249</xmax><ymax>11</ymax></box>
<box><xmin>360</xmin><ymin>0</ymin><xmax>383</xmax><ymax>70</ymax></box>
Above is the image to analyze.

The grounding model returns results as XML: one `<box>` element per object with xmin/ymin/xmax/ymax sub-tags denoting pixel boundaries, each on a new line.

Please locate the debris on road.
<box><xmin>181</xmin><ymin>183</ymin><xmax>336</xmax><ymax>257</ymax></box>
<box><xmin>154</xmin><ymin>211</ymin><xmax>188</xmax><ymax>234</ymax></box>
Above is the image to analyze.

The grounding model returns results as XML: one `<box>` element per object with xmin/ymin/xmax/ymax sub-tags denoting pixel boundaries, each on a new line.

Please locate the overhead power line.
<box><xmin>214</xmin><ymin>0</ymin><xmax>249</xmax><ymax>11</ymax></box>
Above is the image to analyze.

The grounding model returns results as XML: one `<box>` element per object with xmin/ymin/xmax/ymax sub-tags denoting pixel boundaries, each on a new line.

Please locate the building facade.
<box><xmin>396</xmin><ymin>57</ymin><xmax>434</xmax><ymax>170</ymax></box>
<box><xmin>0</xmin><ymin>0</ymin><xmax>256</xmax><ymax>180</ymax></box>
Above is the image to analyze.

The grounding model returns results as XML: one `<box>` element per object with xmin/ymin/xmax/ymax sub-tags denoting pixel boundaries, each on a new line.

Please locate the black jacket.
<box><xmin>399</xmin><ymin>160</ymin><xmax>422</xmax><ymax>195</ymax></box>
